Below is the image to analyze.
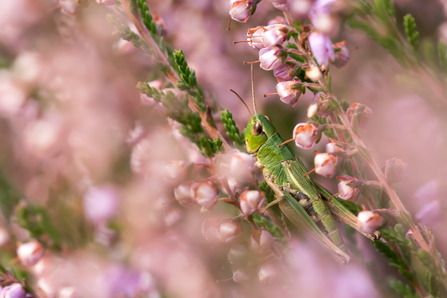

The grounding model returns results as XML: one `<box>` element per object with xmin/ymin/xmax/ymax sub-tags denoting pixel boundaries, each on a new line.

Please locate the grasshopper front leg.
<box><xmin>315</xmin><ymin>183</ymin><xmax>381</xmax><ymax>241</ymax></box>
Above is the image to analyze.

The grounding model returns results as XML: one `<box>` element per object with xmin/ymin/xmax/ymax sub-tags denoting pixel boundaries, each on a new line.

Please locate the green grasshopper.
<box><xmin>239</xmin><ymin>68</ymin><xmax>379</xmax><ymax>263</ymax></box>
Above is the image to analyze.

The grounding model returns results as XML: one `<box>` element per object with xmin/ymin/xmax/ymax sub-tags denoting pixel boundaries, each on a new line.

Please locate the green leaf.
<box><xmin>403</xmin><ymin>14</ymin><xmax>420</xmax><ymax>51</ymax></box>
<box><xmin>221</xmin><ymin>109</ymin><xmax>244</xmax><ymax>149</ymax></box>
<box><xmin>438</xmin><ymin>42</ymin><xmax>447</xmax><ymax>73</ymax></box>
<box><xmin>373</xmin><ymin>240</ymin><xmax>414</xmax><ymax>282</ymax></box>
<box><xmin>388</xmin><ymin>279</ymin><xmax>419</xmax><ymax>298</ymax></box>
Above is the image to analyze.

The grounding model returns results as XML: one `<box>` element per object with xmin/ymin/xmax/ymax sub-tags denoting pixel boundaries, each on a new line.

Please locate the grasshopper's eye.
<box><xmin>252</xmin><ymin>121</ymin><xmax>263</xmax><ymax>136</ymax></box>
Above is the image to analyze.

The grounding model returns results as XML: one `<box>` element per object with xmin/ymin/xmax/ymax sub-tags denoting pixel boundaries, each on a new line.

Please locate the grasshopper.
<box><xmin>240</xmin><ymin>68</ymin><xmax>379</xmax><ymax>264</ymax></box>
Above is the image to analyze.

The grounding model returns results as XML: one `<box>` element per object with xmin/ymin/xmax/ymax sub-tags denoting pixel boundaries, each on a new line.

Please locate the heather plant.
<box><xmin>0</xmin><ymin>0</ymin><xmax>446</xmax><ymax>297</ymax></box>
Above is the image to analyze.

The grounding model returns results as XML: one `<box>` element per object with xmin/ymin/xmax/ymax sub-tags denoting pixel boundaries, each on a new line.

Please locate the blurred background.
<box><xmin>0</xmin><ymin>0</ymin><xmax>446</xmax><ymax>297</ymax></box>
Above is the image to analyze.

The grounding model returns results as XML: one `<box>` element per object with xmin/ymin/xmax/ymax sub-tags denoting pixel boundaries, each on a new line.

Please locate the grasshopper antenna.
<box><xmin>251</xmin><ymin>63</ymin><xmax>258</xmax><ymax>115</ymax></box>
<box><xmin>230</xmin><ymin>89</ymin><xmax>252</xmax><ymax>116</ymax></box>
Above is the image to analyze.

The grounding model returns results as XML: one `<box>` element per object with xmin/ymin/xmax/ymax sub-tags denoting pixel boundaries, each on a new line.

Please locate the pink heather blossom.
<box><xmin>276</xmin><ymin>80</ymin><xmax>302</xmax><ymax>107</ymax></box>
<box><xmin>262</xmin><ymin>24</ymin><xmax>289</xmax><ymax>47</ymax></box>
<box><xmin>174</xmin><ymin>183</ymin><xmax>196</xmax><ymax>207</ymax></box>
<box><xmin>227</xmin><ymin>244</ymin><xmax>248</xmax><ymax>265</ymax></box>
<box><xmin>415</xmin><ymin>200</ymin><xmax>443</xmax><ymax>227</ymax></box>
<box><xmin>162</xmin><ymin>160</ymin><xmax>187</xmax><ymax>185</ymax></box>
<box><xmin>272</xmin><ymin>0</ymin><xmax>288</xmax><ymax>11</ymax></box>
<box><xmin>292</xmin><ymin>123</ymin><xmax>319</xmax><ymax>149</ymax></box>
<box><xmin>240</xmin><ymin>190</ymin><xmax>265</xmax><ymax>215</ymax></box>
<box><xmin>83</xmin><ymin>185</ymin><xmax>120</xmax><ymax>224</ymax></box>
<box><xmin>0</xmin><ymin>283</ymin><xmax>25</xmax><ymax>298</ymax></box>
<box><xmin>250</xmin><ymin>229</ymin><xmax>274</xmax><ymax>254</ymax></box>
<box><xmin>357</xmin><ymin>211</ymin><xmax>383</xmax><ymax>234</ymax></box>
<box><xmin>346</xmin><ymin>102</ymin><xmax>373</xmax><ymax>128</ymax></box>
<box><xmin>257</xmin><ymin>262</ymin><xmax>278</xmax><ymax>284</ymax></box>
<box><xmin>194</xmin><ymin>181</ymin><xmax>218</xmax><ymax>209</ymax></box>
<box><xmin>228</xmin><ymin>150</ymin><xmax>256</xmax><ymax>178</ymax></box>
<box><xmin>259</xmin><ymin>46</ymin><xmax>285</xmax><ymax>70</ymax></box>
<box><xmin>219</xmin><ymin>221</ymin><xmax>241</xmax><ymax>243</ymax></box>
<box><xmin>383</xmin><ymin>158</ymin><xmax>408</xmax><ymax>183</ymax></box>
<box><xmin>332</xmin><ymin>44</ymin><xmax>350</xmax><ymax>68</ymax></box>
<box><xmin>247</xmin><ymin>27</ymin><xmax>266</xmax><ymax>50</ymax></box>
<box><xmin>325</xmin><ymin>141</ymin><xmax>351</xmax><ymax>154</ymax></box>
<box><xmin>60</xmin><ymin>0</ymin><xmax>84</xmax><ymax>15</ymax></box>
<box><xmin>230</xmin><ymin>0</ymin><xmax>254</xmax><ymax>23</ymax></box>
<box><xmin>337</xmin><ymin>175</ymin><xmax>361</xmax><ymax>201</ymax></box>
<box><xmin>201</xmin><ymin>218</ymin><xmax>222</xmax><ymax>243</ymax></box>
<box><xmin>314</xmin><ymin>152</ymin><xmax>338</xmax><ymax>178</ymax></box>
<box><xmin>273</xmin><ymin>60</ymin><xmax>295</xmax><ymax>81</ymax></box>
<box><xmin>17</xmin><ymin>240</ymin><xmax>44</xmax><ymax>267</ymax></box>
<box><xmin>308</xmin><ymin>32</ymin><xmax>335</xmax><ymax>66</ymax></box>
<box><xmin>307</xmin><ymin>102</ymin><xmax>319</xmax><ymax>118</ymax></box>
<box><xmin>309</xmin><ymin>0</ymin><xmax>339</xmax><ymax>36</ymax></box>
<box><xmin>268</xmin><ymin>16</ymin><xmax>286</xmax><ymax>25</ymax></box>
<box><xmin>290</xmin><ymin>0</ymin><xmax>312</xmax><ymax>19</ymax></box>
<box><xmin>232</xmin><ymin>268</ymin><xmax>251</xmax><ymax>283</ymax></box>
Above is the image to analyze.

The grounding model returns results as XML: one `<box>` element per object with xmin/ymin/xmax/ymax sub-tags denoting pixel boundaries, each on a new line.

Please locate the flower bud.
<box><xmin>257</xmin><ymin>262</ymin><xmax>278</xmax><ymax>284</ymax></box>
<box><xmin>383</xmin><ymin>158</ymin><xmax>407</xmax><ymax>183</ymax></box>
<box><xmin>162</xmin><ymin>160</ymin><xmax>187</xmax><ymax>185</ymax></box>
<box><xmin>337</xmin><ymin>175</ymin><xmax>361</xmax><ymax>201</ymax></box>
<box><xmin>276</xmin><ymin>80</ymin><xmax>302</xmax><ymax>107</ymax></box>
<box><xmin>60</xmin><ymin>0</ymin><xmax>83</xmax><ymax>15</ymax></box>
<box><xmin>332</xmin><ymin>44</ymin><xmax>350</xmax><ymax>68</ymax></box>
<box><xmin>83</xmin><ymin>186</ymin><xmax>120</xmax><ymax>224</ymax></box>
<box><xmin>194</xmin><ymin>181</ymin><xmax>218</xmax><ymax>209</ymax></box>
<box><xmin>240</xmin><ymin>190</ymin><xmax>265</xmax><ymax>216</ymax></box>
<box><xmin>273</xmin><ymin>60</ymin><xmax>294</xmax><ymax>81</ymax></box>
<box><xmin>96</xmin><ymin>0</ymin><xmax>116</xmax><ymax>5</ymax></box>
<box><xmin>307</xmin><ymin>103</ymin><xmax>319</xmax><ymax>118</ymax></box>
<box><xmin>1</xmin><ymin>283</ymin><xmax>25</xmax><ymax>298</ymax></box>
<box><xmin>305</xmin><ymin>65</ymin><xmax>322</xmax><ymax>81</ymax></box>
<box><xmin>268</xmin><ymin>16</ymin><xmax>286</xmax><ymax>25</ymax></box>
<box><xmin>325</xmin><ymin>141</ymin><xmax>350</xmax><ymax>154</ymax></box>
<box><xmin>232</xmin><ymin>268</ymin><xmax>251</xmax><ymax>283</ymax></box>
<box><xmin>219</xmin><ymin>221</ymin><xmax>242</xmax><ymax>243</ymax></box>
<box><xmin>357</xmin><ymin>211</ymin><xmax>383</xmax><ymax>234</ymax></box>
<box><xmin>201</xmin><ymin>218</ymin><xmax>222</xmax><ymax>243</ymax></box>
<box><xmin>250</xmin><ymin>230</ymin><xmax>274</xmax><ymax>254</ymax></box>
<box><xmin>17</xmin><ymin>240</ymin><xmax>44</xmax><ymax>267</ymax></box>
<box><xmin>229</xmin><ymin>151</ymin><xmax>256</xmax><ymax>180</ymax></box>
<box><xmin>346</xmin><ymin>102</ymin><xmax>373</xmax><ymax>128</ymax></box>
<box><xmin>314</xmin><ymin>152</ymin><xmax>338</xmax><ymax>178</ymax></box>
<box><xmin>228</xmin><ymin>244</ymin><xmax>248</xmax><ymax>265</ymax></box>
<box><xmin>230</xmin><ymin>0</ymin><xmax>254</xmax><ymax>23</ymax></box>
<box><xmin>308</xmin><ymin>32</ymin><xmax>335</xmax><ymax>66</ymax></box>
<box><xmin>293</xmin><ymin>123</ymin><xmax>319</xmax><ymax>149</ymax></box>
<box><xmin>174</xmin><ymin>183</ymin><xmax>196</xmax><ymax>207</ymax></box>
<box><xmin>0</xmin><ymin>227</ymin><xmax>9</xmax><ymax>247</ymax></box>
<box><xmin>290</xmin><ymin>0</ymin><xmax>312</xmax><ymax>19</ymax></box>
<box><xmin>262</xmin><ymin>24</ymin><xmax>289</xmax><ymax>47</ymax></box>
<box><xmin>259</xmin><ymin>46</ymin><xmax>285</xmax><ymax>71</ymax></box>
<box><xmin>247</xmin><ymin>27</ymin><xmax>266</xmax><ymax>50</ymax></box>
<box><xmin>272</xmin><ymin>0</ymin><xmax>288</xmax><ymax>11</ymax></box>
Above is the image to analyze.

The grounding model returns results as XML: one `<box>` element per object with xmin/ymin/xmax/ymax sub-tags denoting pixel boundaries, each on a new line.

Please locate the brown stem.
<box><xmin>120</xmin><ymin>0</ymin><xmax>232</xmax><ymax>153</ymax></box>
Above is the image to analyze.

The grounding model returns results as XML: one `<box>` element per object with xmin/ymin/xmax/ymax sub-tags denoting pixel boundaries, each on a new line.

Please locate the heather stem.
<box><xmin>120</xmin><ymin>0</ymin><xmax>232</xmax><ymax>153</ymax></box>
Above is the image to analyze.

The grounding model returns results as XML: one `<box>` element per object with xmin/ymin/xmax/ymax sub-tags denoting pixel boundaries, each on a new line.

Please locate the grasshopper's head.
<box><xmin>245</xmin><ymin>114</ymin><xmax>277</xmax><ymax>153</ymax></box>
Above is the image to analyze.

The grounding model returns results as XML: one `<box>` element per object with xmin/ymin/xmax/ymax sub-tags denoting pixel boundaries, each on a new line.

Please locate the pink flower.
<box><xmin>194</xmin><ymin>181</ymin><xmax>218</xmax><ymax>209</ymax></box>
<box><xmin>174</xmin><ymin>183</ymin><xmax>196</xmax><ymax>207</ymax></box>
<box><xmin>357</xmin><ymin>211</ymin><xmax>383</xmax><ymax>234</ymax></box>
<box><xmin>314</xmin><ymin>152</ymin><xmax>338</xmax><ymax>178</ymax></box>
<box><xmin>83</xmin><ymin>185</ymin><xmax>120</xmax><ymax>224</ymax></box>
<box><xmin>232</xmin><ymin>268</ymin><xmax>251</xmax><ymax>283</ymax></box>
<box><xmin>228</xmin><ymin>150</ymin><xmax>256</xmax><ymax>180</ymax></box>
<box><xmin>247</xmin><ymin>27</ymin><xmax>266</xmax><ymax>50</ymax></box>
<box><xmin>293</xmin><ymin>123</ymin><xmax>319</xmax><ymax>149</ymax></box>
<box><xmin>309</xmin><ymin>0</ymin><xmax>339</xmax><ymax>36</ymax></box>
<box><xmin>337</xmin><ymin>175</ymin><xmax>361</xmax><ymax>201</ymax></box>
<box><xmin>262</xmin><ymin>24</ymin><xmax>289</xmax><ymax>47</ymax></box>
<box><xmin>230</xmin><ymin>0</ymin><xmax>254</xmax><ymax>23</ymax></box>
<box><xmin>257</xmin><ymin>262</ymin><xmax>278</xmax><ymax>284</ymax></box>
<box><xmin>415</xmin><ymin>200</ymin><xmax>443</xmax><ymax>227</ymax></box>
<box><xmin>17</xmin><ymin>240</ymin><xmax>44</xmax><ymax>267</ymax></box>
<box><xmin>346</xmin><ymin>102</ymin><xmax>373</xmax><ymax>128</ymax></box>
<box><xmin>1</xmin><ymin>283</ymin><xmax>25</xmax><ymax>298</ymax></box>
<box><xmin>383</xmin><ymin>158</ymin><xmax>407</xmax><ymax>183</ymax></box>
<box><xmin>273</xmin><ymin>59</ymin><xmax>295</xmax><ymax>81</ymax></box>
<box><xmin>308</xmin><ymin>32</ymin><xmax>335</xmax><ymax>66</ymax></box>
<box><xmin>201</xmin><ymin>218</ymin><xmax>222</xmax><ymax>243</ymax></box>
<box><xmin>228</xmin><ymin>244</ymin><xmax>248</xmax><ymax>265</ymax></box>
<box><xmin>272</xmin><ymin>0</ymin><xmax>288</xmax><ymax>11</ymax></box>
<box><xmin>96</xmin><ymin>0</ymin><xmax>116</xmax><ymax>5</ymax></box>
<box><xmin>290</xmin><ymin>0</ymin><xmax>312</xmax><ymax>19</ymax></box>
<box><xmin>60</xmin><ymin>0</ymin><xmax>84</xmax><ymax>15</ymax></box>
<box><xmin>219</xmin><ymin>221</ymin><xmax>242</xmax><ymax>243</ymax></box>
<box><xmin>240</xmin><ymin>190</ymin><xmax>265</xmax><ymax>215</ymax></box>
<box><xmin>162</xmin><ymin>160</ymin><xmax>187</xmax><ymax>185</ymax></box>
<box><xmin>325</xmin><ymin>141</ymin><xmax>351</xmax><ymax>154</ymax></box>
<box><xmin>332</xmin><ymin>43</ymin><xmax>350</xmax><ymax>68</ymax></box>
<box><xmin>250</xmin><ymin>230</ymin><xmax>274</xmax><ymax>254</ymax></box>
<box><xmin>276</xmin><ymin>80</ymin><xmax>302</xmax><ymax>107</ymax></box>
<box><xmin>259</xmin><ymin>46</ymin><xmax>285</xmax><ymax>70</ymax></box>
